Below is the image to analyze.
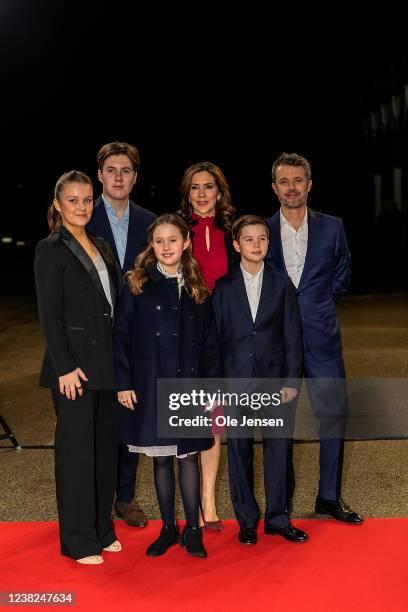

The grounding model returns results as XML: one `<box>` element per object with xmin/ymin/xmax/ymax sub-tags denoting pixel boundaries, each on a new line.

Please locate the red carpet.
<box><xmin>1</xmin><ymin>519</ymin><xmax>407</xmax><ymax>611</ymax></box>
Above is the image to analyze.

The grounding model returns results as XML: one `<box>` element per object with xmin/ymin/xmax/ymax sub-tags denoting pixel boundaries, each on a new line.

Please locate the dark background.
<box><xmin>1</xmin><ymin>5</ymin><xmax>407</xmax><ymax>295</ymax></box>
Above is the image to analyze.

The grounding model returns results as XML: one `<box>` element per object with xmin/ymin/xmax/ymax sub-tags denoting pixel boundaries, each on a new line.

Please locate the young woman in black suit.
<box><xmin>34</xmin><ymin>171</ymin><xmax>123</xmax><ymax>565</ymax></box>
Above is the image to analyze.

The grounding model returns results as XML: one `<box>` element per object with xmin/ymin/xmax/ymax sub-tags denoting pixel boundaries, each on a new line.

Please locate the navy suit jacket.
<box><xmin>266</xmin><ymin>208</ymin><xmax>350</xmax><ymax>367</ymax></box>
<box><xmin>87</xmin><ymin>197</ymin><xmax>157</xmax><ymax>272</ymax></box>
<box><xmin>212</xmin><ymin>264</ymin><xmax>303</xmax><ymax>383</ymax></box>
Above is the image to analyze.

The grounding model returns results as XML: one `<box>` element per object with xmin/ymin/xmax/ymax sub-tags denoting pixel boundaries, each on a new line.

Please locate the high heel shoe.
<box><xmin>200</xmin><ymin>503</ymin><xmax>223</xmax><ymax>531</ymax></box>
<box><xmin>203</xmin><ymin>518</ymin><xmax>223</xmax><ymax>531</ymax></box>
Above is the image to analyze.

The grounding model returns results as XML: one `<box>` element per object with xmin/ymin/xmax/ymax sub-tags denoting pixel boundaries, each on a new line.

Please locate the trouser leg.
<box><xmin>94</xmin><ymin>390</ymin><xmax>118</xmax><ymax>547</ymax></box>
<box><xmin>227</xmin><ymin>437</ymin><xmax>260</xmax><ymax>529</ymax></box>
<box><xmin>263</xmin><ymin>437</ymin><xmax>292</xmax><ymax>529</ymax></box>
<box><xmin>52</xmin><ymin>390</ymin><xmax>101</xmax><ymax>559</ymax></box>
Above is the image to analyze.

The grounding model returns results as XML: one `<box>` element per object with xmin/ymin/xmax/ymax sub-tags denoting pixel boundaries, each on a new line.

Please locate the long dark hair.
<box><xmin>177</xmin><ymin>161</ymin><xmax>236</xmax><ymax>231</ymax></box>
<box><xmin>126</xmin><ymin>213</ymin><xmax>210</xmax><ymax>304</ymax></box>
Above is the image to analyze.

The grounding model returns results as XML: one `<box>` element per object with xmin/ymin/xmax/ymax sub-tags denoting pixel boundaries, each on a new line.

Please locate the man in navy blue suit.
<box><xmin>87</xmin><ymin>142</ymin><xmax>156</xmax><ymax>527</ymax></box>
<box><xmin>212</xmin><ymin>215</ymin><xmax>307</xmax><ymax>545</ymax></box>
<box><xmin>266</xmin><ymin>152</ymin><xmax>363</xmax><ymax>524</ymax></box>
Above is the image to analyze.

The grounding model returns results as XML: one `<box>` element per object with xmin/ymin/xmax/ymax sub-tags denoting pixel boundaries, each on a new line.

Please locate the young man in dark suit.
<box><xmin>266</xmin><ymin>152</ymin><xmax>363</xmax><ymax>524</ymax></box>
<box><xmin>87</xmin><ymin>142</ymin><xmax>156</xmax><ymax>527</ymax></box>
<box><xmin>212</xmin><ymin>215</ymin><xmax>307</xmax><ymax>545</ymax></box>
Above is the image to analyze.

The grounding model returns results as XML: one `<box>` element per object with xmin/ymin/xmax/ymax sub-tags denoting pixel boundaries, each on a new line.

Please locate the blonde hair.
<box><xmin>47</xmin><ymin>170</ymin><xmax>93</xmax><ymax>232</ymax></box>
<box><xmin>126</xmin><ymin>214</ymin><xmax>210</xmax><ymax>304</ymax></box>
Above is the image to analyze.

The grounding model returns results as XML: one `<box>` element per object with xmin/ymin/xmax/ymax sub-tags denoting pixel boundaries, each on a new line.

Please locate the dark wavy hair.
<box><xmin>126</xmin><ymin>213</ymin><xmax>210</xmax><ymax>304</ymax></box>
<box><xmin>47</xmin><ymin>170</ymin><xmax>93</xmax><ymax>232</ymax></box>
<box><xmin>177</xmin><ymin>161</ymin><xmax>236</xmax><ymax>231</ymax></box>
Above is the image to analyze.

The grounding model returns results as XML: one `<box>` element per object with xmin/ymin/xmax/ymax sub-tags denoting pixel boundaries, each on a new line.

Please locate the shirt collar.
<box><xmin>102</xmin><ymin>194</ymin><xmax>130</xmax><ymax>220</ymax></box>
<box><xmin>280</xmin><ymin>207</ymin><xmax>308</xmax><ymax>231</ymax></box>
<box><xmin>240</xmin><ymin>262</ymin><xmax>264</xmax><ymax>282</ymax></box>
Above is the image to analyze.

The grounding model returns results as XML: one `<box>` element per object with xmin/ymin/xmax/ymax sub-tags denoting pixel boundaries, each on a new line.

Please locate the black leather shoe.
<box><xmin>265</xmin><ymin>523</ymin><xmax>309</xmax><ymax>543</ymax></box>
<box><xmin>146</xmin><ymin>525</ymin><xmax>179</xmax><ymax>556</ymax></box>
<box><xmin>238</xmin><ymin>527</ymin><xmax>257</xmax><ymax>545</ymax></box>
<box><xmin>180</xmin><ymin>526</ymin><xmax>207</xmax><ymax>558</ymax></box>
<box><xmin>315</xmin><ymin>497</ymin><xmax>364</xmax><ymax>524</ymax></box>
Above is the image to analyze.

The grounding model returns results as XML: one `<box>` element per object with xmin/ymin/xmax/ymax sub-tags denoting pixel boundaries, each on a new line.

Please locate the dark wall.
<box><xmin>1</xmin><ymin>7</ymin><xmax>406</xmax><ymax>295</ymax></box>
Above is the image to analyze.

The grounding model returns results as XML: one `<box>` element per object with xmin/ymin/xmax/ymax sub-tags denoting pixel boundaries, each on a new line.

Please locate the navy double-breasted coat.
<box><xmin>113</xmin><ymin>267</ymin><xmax>221</xmax><ymax>454</ymax></box>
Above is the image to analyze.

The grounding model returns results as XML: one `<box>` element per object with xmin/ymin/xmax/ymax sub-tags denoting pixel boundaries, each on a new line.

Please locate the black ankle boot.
<box><xmin>146</xmin><ymin>524</ymin><xmax>179</xmax><ymax>556</ymax></box>
<box><xmin>180</xmin><ymin>526</ymin><xmax>207</xmax><ymax>558</ymax></box>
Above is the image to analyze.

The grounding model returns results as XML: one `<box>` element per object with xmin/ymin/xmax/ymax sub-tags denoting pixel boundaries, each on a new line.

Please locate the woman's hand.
<box><xmin>118</xmin><ymin>390</ymin><xmax>137</xmax><ymax>410</ymax></box>
<box><xmin>280</xmin><ymin>387</ymin><xmax>298</xmax><ymax>404</ymax></box>
<box><xmin>59</xmin><ymin>368</ymin><xmax>88</xmax><ymax>400</ymax></box>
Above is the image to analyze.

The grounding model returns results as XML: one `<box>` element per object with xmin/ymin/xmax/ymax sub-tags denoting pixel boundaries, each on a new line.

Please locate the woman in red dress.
<box><xmin>178</xmin><ymin>161</ymin><xmax>237</xmax><ymax>529</ymax></box>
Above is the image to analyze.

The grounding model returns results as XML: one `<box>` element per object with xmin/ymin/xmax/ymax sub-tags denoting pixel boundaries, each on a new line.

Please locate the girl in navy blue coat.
<box><xmin>113</xmin><ymin>214</ymin><xmax>221</xmax><ymax>558</ymax></box>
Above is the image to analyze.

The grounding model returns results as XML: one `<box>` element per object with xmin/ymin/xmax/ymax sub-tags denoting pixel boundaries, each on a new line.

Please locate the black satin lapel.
<box><xmin>61</xmin><ymin>236</ymin><xmax>108</xmax><ymax>305</ymax></box>
<box><xmin>93</xmin><ymin>235</ymin><xmax>125</xmax><ymax>307</ymax></box>
<box><xmin>106</xmin><ymin>260</ymin><xmax>118</xmax><ymax>308</ymax></box>
<box><xmin>254</xmin><ymin>266</ymin><xmax>272</xmax><ymax>325</ymax></box>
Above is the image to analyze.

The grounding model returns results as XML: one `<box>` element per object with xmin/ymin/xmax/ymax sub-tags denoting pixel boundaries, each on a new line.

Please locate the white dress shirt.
<box><xmin>280</xmin><ymin>209</ymin><xmax>308</xmax><ymax>288</ymax></box>
<box><xmin>241</xmin><ymin>263</ymin><xmax>264</xmax><ymax>322</ymax></box>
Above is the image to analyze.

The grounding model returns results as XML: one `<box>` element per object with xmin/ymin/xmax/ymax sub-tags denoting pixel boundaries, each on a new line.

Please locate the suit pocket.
<box><xmin>65</xmin><ymin>326</ymin><xmax>84</xmax><ymax>331</ymax></box>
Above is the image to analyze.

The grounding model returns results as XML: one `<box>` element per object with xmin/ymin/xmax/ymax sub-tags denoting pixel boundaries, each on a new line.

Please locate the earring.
<box><xmin>217</xmin><ymin>195</ymin><xmax>221</xmax><ymax>201</ymax></box>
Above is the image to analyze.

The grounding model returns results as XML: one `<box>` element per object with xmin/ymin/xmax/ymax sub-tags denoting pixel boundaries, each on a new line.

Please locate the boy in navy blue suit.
<box><xmin>212</xmin><ymin>215</ymin><xmax>307</xmax><ymax>545</ymax></box>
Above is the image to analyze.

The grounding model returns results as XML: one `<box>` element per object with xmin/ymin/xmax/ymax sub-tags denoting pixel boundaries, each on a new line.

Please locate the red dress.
<box><xmin>191</xmin><ymin>213</ymin><xmax>228</xmax><ymax>434</ymax></box>
<box><xmin>191</xmin><ymin>213</ymin><xmax>228</xmax><ymax>292</ymax></box>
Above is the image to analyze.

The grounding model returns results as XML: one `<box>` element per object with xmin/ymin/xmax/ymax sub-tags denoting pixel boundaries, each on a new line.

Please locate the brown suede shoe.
<box><xmin>114</xmin><ymin>500</ymin><xmax>148</xmax><ymax>527</ymax></box>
